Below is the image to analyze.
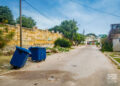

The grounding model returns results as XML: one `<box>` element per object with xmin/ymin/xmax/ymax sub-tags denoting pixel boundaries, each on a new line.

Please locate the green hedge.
<box><xmin>101</xmin><ymin>38</ymin><xmax>113</xmax><ymax>52</ymax></box>
<box><xmin>54</xmin><ymin>38</ymin><xmax>72</xmax><ymax>48</ymax></box>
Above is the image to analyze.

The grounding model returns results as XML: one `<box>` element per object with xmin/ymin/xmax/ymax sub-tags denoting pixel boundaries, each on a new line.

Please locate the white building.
<box><xmin>85</xmin><ymin>35</ymin><xmax>99</xmax><ymax>45</ymax></box>
<box><xmin>112</xmin><ymin>34</ymin><xmax>120</xmax><ymax>51</ymax></box>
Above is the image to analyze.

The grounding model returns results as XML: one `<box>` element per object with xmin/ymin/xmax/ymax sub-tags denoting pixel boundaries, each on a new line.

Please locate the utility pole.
<box><xmin>20</xmin><ymin>0</ymin><xmax>22</xmax><ymax>47</ymax></box>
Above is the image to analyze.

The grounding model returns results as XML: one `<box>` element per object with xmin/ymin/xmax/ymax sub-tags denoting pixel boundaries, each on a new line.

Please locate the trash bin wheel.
<box><xmin>11</xmin><ymin>65</ymin><xmax>20</xmax><ymax>69</ymax></box>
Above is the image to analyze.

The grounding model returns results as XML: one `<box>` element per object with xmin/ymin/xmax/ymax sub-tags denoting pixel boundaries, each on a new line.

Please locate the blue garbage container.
<box><xmin>10</xmin><ymin>46</ymin><xmax>31</xmax><ymax>68</ymax></box>
<box><xmin>29</xmin><ymin>47</ymin><xmax>46</xmax><ymax>62</ymax></box>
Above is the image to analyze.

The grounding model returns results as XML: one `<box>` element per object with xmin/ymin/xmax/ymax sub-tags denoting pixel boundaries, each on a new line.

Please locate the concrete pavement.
<box><xmin>0</xmin><ymin>45</ymin><xmax>120</xmax><ymax>86</ymax></box>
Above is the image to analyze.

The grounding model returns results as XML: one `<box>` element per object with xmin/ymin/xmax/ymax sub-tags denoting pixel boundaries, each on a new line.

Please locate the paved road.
<box><xmin>0</xmin><ymin>45</ymin><xmax>120</xmax><ymax>86</ymax></box>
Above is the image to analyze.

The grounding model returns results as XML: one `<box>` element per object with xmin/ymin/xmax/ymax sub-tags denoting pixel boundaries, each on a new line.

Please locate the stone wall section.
<box><xmin>0</xmin><ymin>24</ymin><xmax>62</xmax><ymax>50</ymax></box>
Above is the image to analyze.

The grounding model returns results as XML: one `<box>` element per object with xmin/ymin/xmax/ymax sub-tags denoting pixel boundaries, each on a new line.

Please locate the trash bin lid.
<box><xmin>16</xmin><ymin>46</ymin><xmax>31</xmax><ymax>54</ymax></box>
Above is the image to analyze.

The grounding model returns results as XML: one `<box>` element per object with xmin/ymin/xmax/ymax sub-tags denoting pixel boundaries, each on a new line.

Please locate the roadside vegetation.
<box><xmin>101</xmin><ymin>37</ymin><xmax>113</xmax><ymax>52</ymax></box>
<box><xmin>100</xmin><ymin>34</ymin><xmax>113</xmax><ymax>52</ymax></box>
<box><xmin>114</xmin><ymin>58</ymin><xmax>120</xmax><ymax>63</ymax></box>
<box><xmin>101</xmin><ymin>28</ymin><xmax>120</xmax><ymax>67</ymax></box>
<box><xmin>0</xmin><ymin>26</ymin><xmax>15</xmax><ymax>73</ymax></box>
<box><xmin>0</xmin><ymin>28</ymin><xmax>15</xmax><ymax>49</ymax></box>
<box><xmin>46</xmin><ymin>47</ymin><xmax>71</xmax><ymax>56</ymax></box>
<box><xmin>54</xmin><ymin>38</ymin><xmax>72</xmax><ymax>48</ymax></box>
<box><xmin>0</xmin><ymin>55</ymin><xmax>11</xmax><ymax>73</ymax></box>
<box><xmin>46</xmin><ymin>38</ymin><xmax>74</xmax><ymax>55</ymax></box>
<box><xmin>0</xmin><ymin>23</ymin><xmax>5</xmax><ymax>27</ymax></box>
<box><xmin>49</xmin><ymin>20</ymin><xmax>85</xmax><ymax>45</ymax></box>
<box><xmin>104</xmin><ymin>52</ymin><xmax>120</xmax><ymax>68</ymax></box>
<box><xmin>109</xmin><ymin>52</ymin><xmax>120</xmax><ymax>63</ymax></box>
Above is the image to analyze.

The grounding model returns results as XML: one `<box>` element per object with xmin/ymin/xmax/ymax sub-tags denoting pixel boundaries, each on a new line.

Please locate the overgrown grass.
<box><xmin>114</xmin><ymin>58</ymin><xmax>120</xmax><ymax>63</ymax></box>
<box><xmin>104</xmin><ymin>52</ymin><xmax>120</xmax><ymax>69</ymax></box>
<box><xmin>0</xmin><ymin>56</ymin><xmax>11</xmax><ymax>66</ymax></box>
<box><xmin>46</xmin><ymin>47</ymin><xmax>70</xmax><ymax>53</ymax></box>
<box><xmin>57</xmin><ymin>47</ymin><xmax>70</xmax><ymax>52</ymax></box>
<box><xmin>0</xmin><ymin>24</ymin><xmax>5</xmax><ymax>27</ymax></box>
<box><xmin>46</xmin><ymin>47</ymin><xmax>71</xmax><ymax>56</ymax></box>
<box><xmin>0</xmin><ymin>55</ymin><xmax>12</xmax><ymax>73</ymax></box>
<box><xmin>47</xmin><ymin>53</ymin><xmax>52</xmax><ymax>56</ymax></box>
<box><xmin>110</xmin><ymin>52</ymin><xmax>120</xmax><ymax>57</ymax></box>
<box><xmin>110</xmin><ymin>54</ymin><xmax>116</xmax><ymax>57</ymax></box>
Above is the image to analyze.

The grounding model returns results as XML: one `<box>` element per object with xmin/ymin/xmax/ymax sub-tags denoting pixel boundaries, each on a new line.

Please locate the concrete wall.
<box><xmin>0</xmin><ymin>24</ymin><xmax>62</xmax><ymax>49</ymax></box>
<box><xmin>113</xmin><ymin>38</ymin><xmax>120</xmax><ymax>51</ymax></box>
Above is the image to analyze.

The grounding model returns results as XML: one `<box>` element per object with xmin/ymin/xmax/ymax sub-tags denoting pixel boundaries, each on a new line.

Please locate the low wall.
<box><xmin>0</xmin><ymin>24</ymin><xmax>62</xmax><ymax>52</ymax></box>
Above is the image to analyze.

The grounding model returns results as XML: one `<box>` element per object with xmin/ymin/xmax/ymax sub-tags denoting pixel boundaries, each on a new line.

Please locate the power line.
<box><xmin>23</xmin><ymin>0</ymin><xmax>70</xmax><ymax>20</ymax></box>
<box><xmin>71</xmin><ymin>0</ymin><xmax>120</xmax><ymax>18</ymax></box>
<box><xmin>23</xmin><ymin>0</ymin><xmax>49</xmax><ymax>18</ymax></box>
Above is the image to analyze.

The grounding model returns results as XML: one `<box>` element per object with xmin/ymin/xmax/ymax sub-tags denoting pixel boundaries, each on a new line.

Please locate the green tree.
<box><xmin>73</xmin><ymin>33</ymin><xmax>85</xmax><ymax>45</ymax></box>
<box><xmin>49</xmin><ymin>20</ymin><xmax>78</xmax><ymax>41</ymax></box>
<box><xmin>0</xmin><ymin>6</ymin><xmax>15</xmax><ymax>25</ymax></box>
<box><xmin>16</xmin><ymin>15</ymin><xmax>36</xmax><ymax>28</ymax></box>
<box><xmin>98</xmin><ymin>34</ymin><xmax>107</xmax><ymax>38</ymax></box>
<box><xmin>86</xmin><ymin>33</ymin><xmax>97</xmax><ymax>37</ymax></box>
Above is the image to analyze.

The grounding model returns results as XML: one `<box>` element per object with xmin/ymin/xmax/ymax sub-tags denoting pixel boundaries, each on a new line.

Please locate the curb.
<box><xmin>105</xmin><ymin>54</ymin><xmax>120</xmax><ymax>67</ymax></box>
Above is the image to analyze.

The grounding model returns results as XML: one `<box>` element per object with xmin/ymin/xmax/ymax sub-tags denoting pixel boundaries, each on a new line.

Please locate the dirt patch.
<box><xmin>4</xmin><ymin>70</ymin><xmax>75</xmax><ymax>81</ymax></box>
<box><xmin>2</xmin><ymin>70</ymin><xmax>78</xmax><ymax>86</ymax></box>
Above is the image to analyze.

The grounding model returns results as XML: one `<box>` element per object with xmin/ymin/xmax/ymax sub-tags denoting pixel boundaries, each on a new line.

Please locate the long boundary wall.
<box><xmin>0</xmin><ymin>24</ymin><xmax>62</xmax><ymax>50</ymax></box>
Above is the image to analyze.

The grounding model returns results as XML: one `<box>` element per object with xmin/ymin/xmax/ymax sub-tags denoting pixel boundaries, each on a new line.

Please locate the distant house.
<box><xmin>109</xmin><ymin>24</ymin><xmax>120</xmax><ymax>51</ymax></box>
<box><xmin>112</xmin><ymin>34</ymin><xmax>120</xmax><ymax>51</ymax></box>
<box><xmin>85</xmin><ymin>35</ymin><xmax>99</xmax><ymax>45</ymax></box>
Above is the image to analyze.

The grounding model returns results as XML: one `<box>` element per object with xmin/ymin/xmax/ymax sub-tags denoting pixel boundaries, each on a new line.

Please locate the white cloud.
<box><xmin>22</xmin><ymin>10</ymin><xmax>63</xmax><ymax>29</ymax></box>
<box><xmin>13</xmin><ymin>0</ymin><xmax>120</xmax><ymax>35</ymax></box>
<box><xmin>56</xmin><ymin>0</ymin><xmax>120</xmax><ymax>35</ymax></box>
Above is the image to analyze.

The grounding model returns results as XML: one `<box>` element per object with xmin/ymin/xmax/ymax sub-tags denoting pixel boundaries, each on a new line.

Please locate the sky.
<box><xmin>0</xmin><ymin>0</ymin><xmax>120</xmax><ymax>35</ymax></box>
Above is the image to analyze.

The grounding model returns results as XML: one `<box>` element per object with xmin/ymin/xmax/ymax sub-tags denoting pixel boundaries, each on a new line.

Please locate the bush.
<box><xmin>101</xmin><ymin>38</ymin><xmax>113</xmax><ymax>52</ymax></box>
<box><xmin>96</xmin><ymin>42</ymin><xmax>100</xmax><ymax>47</ymax></box>
<box><xmin>54</xmin><ymin>38</ymin><xmax>72</xmax><ymax>48</ymax></box>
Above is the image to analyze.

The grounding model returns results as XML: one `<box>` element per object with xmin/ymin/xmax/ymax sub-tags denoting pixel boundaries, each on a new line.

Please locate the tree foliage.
<box><xmin>99</xmin><ymin>34</ymin><xmax>107</xmax><ymax>38</ymax></box>
<box><xmin>0</xmin><ymin>6</ymin><xmax>15</xmax><ymax>25</ymax></box>
<box><xmin>16</xmin><ymin>15</ymin><xmax>36</xmax><ymax>28</ymax></box>
<box><xmin>86</xmin><ymin>33</ymin><xmax>97</xmax><ymax>37</ymax></box>
<box><xmin>49</xmin><ymin>20</ymin><xmax>79</xmax><ymax>40</ymax></box>
<box><xmin>101</xmin><ymin>37</ymin><xmax>113</xmax><ymax>52</ymax></box>
<box><xmin>73</xmin><ymin>33</ymin><xmax>85</xmax><ymax>45</ymax></box>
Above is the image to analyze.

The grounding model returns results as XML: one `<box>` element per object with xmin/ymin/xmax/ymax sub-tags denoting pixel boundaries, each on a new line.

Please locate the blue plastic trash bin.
<box><xmin>10</xmin><ymin>46</ymin><xmax>31</xmax><ymax>68</ymax></box>
<box><xmin>29</xmin><ymin>47</ymin><xmax>46</xmax><ymax>62</ymax></box>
